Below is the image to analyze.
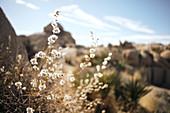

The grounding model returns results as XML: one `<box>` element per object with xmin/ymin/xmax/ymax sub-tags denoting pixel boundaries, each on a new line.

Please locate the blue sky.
<box><xmin>0</xmin><ymin>0</ymin><xmax>170</xmax><ymax>46</ymax></box>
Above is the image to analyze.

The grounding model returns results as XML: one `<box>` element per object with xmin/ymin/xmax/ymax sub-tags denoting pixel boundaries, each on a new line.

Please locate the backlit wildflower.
<box><xmin>108</xmin><ymin>52</ymin><xmax>112</xmax><ymax>56</ymax></box>
<box><xmin>89</xmin><ymin>48</ymin><xmax>96</xmax><ymax>53</ymax></box>
<box><xmin>94</xmin><ymin>73</ymin><xmax>103</xmax><ymax>78</ymax></box>
<box><xmin>39</xmin><ymin>84</ymin><xmax>46</xmax><ymax>91</ymax></box>
<box><xmin>54</xmin><ymin>10</ymin><xmax>61</xmax><ymax>17</ymax></box>
<box><xmin>20</xmin><ymin>74</ymin><xmax>23</xmax><ymax>76</ymax></box>
<box><xmin>102</xmin><ymin>110</ymin><xmax>106</xmax><ymax>113</ymax></box>
<box><xmin>15</xmin><ymin>81</ymin><xmax>22</xmax><ymax>89</ymax></box>
<box><xmin>96</xmin><ymin>65</ymin><xmax>100</xmax><ymax>72</ymax></box>
<box><xmin>30</xmin><ymin>58</ymin><xmax>38</xmax><ymax>65</ymax></box>
<box><xmin>70</xmin><ymin>76</ymin><xmax>75</xmax><ymax>82</ymax></box>
<box><xmin>0</xmin><ymin>66</ymin><xmax>5</xmax><ymax>72</ymax></box>
<box><xmin>26</xmin><ymin>107</ymin><xmax>34</xmax><ymax>113</ymax></box>
<box><xmin>52</xmin><ymin>27</ymin><xmax>60</xmax><ymax>34</ymax></box>
<box><xmin>101</xmin><ymin>65</ymin><xmax>106</xmax><ymax>69</ymax></box>
<box><xmin>22</xmin><ymin>87</ymin><xmax>26</xmax><ymax>90</ymax></box>
<box><xmin>36</xmin><ymin>51</ymin><xmax>46</xmax><ymax>58</ymax></box>
<box><xmin>38</xmin><ymin>69</ymin><xmax>48</xmax><ymax>77</ymax></box>
<box><xmin>31</xmin><ymin>79</ymin><xmax>38</xmax><ymax>87</ymax></box>
<box><xmin>48</xmin><ymin>35</ymin><xmax>58</xmax><ymax>45</ymax></box>
<box><xmin>47</xmin><ymin>57</ymin><xmax>53</xmax><ymax>65</ymax></box>
<box><xmin>48</xmin><ymin>35</ymin><xmax>58</xmax><ymax>41</ymax></box>
<box><xmin>17</xmin><ymin>54</ymin><xmax>22</xmax><ymax>60</ymax></box>
<box><xmin>87</xmin><ymin>62</ymin><xmax>92</xmax><ymax>66</ymax></box>
<box><xmin>90</xmin><ymin>54</ymin><xmax>95</xmax><ymax>58</ymax></box>
<box><xmin>51</xmin><ymin>21</ymin><xmax>57</xmax><ymax>27</ymax></box>
<box><xmin>39</xmin><ymin>80</ymin><xmax>46</xmax><ymax>91</ymax></box>
<box><xmin>106</xmin><ymin>56</ymin><xmax>111</xmax><ymax>61</ymax></box>
<box><xmin>102</xmin><ymin>61</ymin><xmax>108</xmax><ymax>65</ymax></box>
<box><xmin>84</xmin><ymin>55</ymin><xmax>89</xmax><ymax>59</ymax></box>
<box><xmin>60</xmin><ymin>79</ymin><xmax>65</xmax><ymax>85</ymax></box>
<box><xmin>80</xmin><ymin>63</ymin><xmax>85</xmax><ymax>69</ymax></box>
<box><xmin>33</xmin><ymin>65</ymin><xmax>39</xmax><ymax>71</ymax></box>
<box><xmin>51</xmin><ymin>50</ymin><xmax>62</xmax><ymax>58</ymax></box>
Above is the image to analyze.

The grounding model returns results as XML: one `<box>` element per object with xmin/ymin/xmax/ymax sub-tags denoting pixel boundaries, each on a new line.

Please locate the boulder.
<box><xmin>111</xmin><ymin>48</ymin><xmax>122</xmax><ymax>61</ymax></box>
<box><xmin>152</xmin><ymin>67</ymin><xmax>164</xmax><ymax>85</ymax></box>
<box><xmin>122</xmin><ymin>49</ymin><xmax>139</xmax><ymax>66</ymax></box>
<box><xmin>0</xmin><ymin>7</ymin><xmax>28</xmax><ymax>70</ymax></box>
<box><xmin>17</xmin><ymin>35</ymin><xmax>35</xmax><ymax>59</ymax></box>
<box><xmin>160</xmin><ymin>50</ymin><xmax>170</xmax><ymax>62</ymax></box>
<box><xmin>144</xmin><ymin>67</ymin><xmax>152</xmax><ymax>83</ymax></box>
<box><xmin>140</xmin><ymin>50</ymin><xmax>152</xmax><ymax>66</ymax></box>
<box><xmin>139</xmin><ymin>86</ymin><xmax>170</xmax><ymax>112</ymax></box>
<box><xmin>150</xmin><ymin>50</ymin><xmax>170</xmax><ymax>68</ymax></box>
<box><xmin>163</xmin><ymin>68</ymin><xmax>170</xmax><ymax>89</ymax></box>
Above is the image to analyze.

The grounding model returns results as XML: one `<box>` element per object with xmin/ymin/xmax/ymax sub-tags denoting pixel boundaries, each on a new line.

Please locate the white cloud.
<box><xmin>105</xmin><ymin>16</ymin><xmax>155</xmax><ymax>34</ymax></box>
<box><xmin>15</xmin><ymin>0</ymin><xmax>39</xmax><ymax>10</ymax></box>
<box><xmin>98</xmin><ymin>32</ymin><xmax>119</xmax><ymax>37</ymax></box>
<box><xmin>26</xmin><ymin>3</ymin><xmax>39</xmax><ymax>10</ymax></box>
<box><xmin>16</xmin><ymin>0</ymin><xmax>25</xmax><ymax>4</ymax></box>
<box><xmin>53</xmin><ymin>5</ymin><xmax>120</xmax><ymax>31</ymax></box>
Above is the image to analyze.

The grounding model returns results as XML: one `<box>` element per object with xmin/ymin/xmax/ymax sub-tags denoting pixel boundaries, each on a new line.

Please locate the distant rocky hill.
<box><xmin>18</xmin><ymin>23</ymin><xmax>75</xmax><ymax>58</ymax></box>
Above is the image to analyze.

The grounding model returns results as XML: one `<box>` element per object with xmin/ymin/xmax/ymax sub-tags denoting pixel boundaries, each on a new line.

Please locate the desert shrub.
<box><xmin>122</xmin><ymin>78</ymin><xmax>151</xmax><ymax>102</ymax></box>
<box><xmin>0</xmin><ymin>10</ymin><xmax>112</xmax><ymax>113</ymax></box>
<box><xmin>116</xmin><ymin>78</ymin><xmax>151</xmax><ymax>112</ymax></box>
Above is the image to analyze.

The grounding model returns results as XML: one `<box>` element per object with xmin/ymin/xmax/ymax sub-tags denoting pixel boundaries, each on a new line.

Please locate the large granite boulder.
<box><xmin>160</xmin><ymin>50</ymin><xmax>170</xmax><ymax>62</ymax></box>
<box><xmin>152</xmin><ymin>67</ymin><xmax>164</xmax><ymax>86</ymax></box>
<box><xmin>0</xmin><ymin>7</ymin><xmax>28</xmax><ymax>70</ymax></box>
<box><xmin>150</xmin><ymin>50</ymin><xmax>170</xmax><ymax>69</ymax></box>
<box><xmin>122</xmin><ymin>49</ymin><xmax>139</xmax><ymax>66</ymax></box>
<box><xmin>140</xmin><ymin>50</ymin><xmax>152</xmax><ymax>66</ymax></box>
<box><xmin>139</xmin><ymin>86</ymin><xmax>170</xmax><ymax>112</ymax></box>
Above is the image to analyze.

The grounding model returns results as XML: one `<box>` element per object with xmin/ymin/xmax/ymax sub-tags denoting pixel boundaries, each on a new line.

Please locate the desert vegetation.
<box><xmin>0</xmin><ymin>8</ymin><xmax>170</xmax><ymax>113</ymax></box>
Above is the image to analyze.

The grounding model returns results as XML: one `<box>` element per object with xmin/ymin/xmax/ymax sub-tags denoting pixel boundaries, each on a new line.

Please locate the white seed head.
<box><xmin>102</xmin><ymin>61</ymin><xmax>108</xmax><ymax>65</ymax></box>
<box><xmin>90</xmin><ymin>54</ymin><xmax>95</xmax><ymax>58</ymax></box>
<box><xmin>15</xmin><ymin>81</ymin><xmax>22</xmax><ymax>89</ymax></box>
<box><xmin>60</xmin><ymin>79</ymin><xmax>65</xmax><ymax>85</ymax></box>
<box><xmin>22</xmin><ymin>87</ymin><xmax>26</xmax><ymax>90</ymax></box>
<box><xmin>108</xmin><ymin>52</ymin><xmax>112</xmax><ymax>57</ymax></box>
<box><xmin>89</xmin><ymin>48</ymin><xmax>96</xmax><ymax>53</ymax></box>
<box><xmin>70</xmin><ymin>77</ymin><xmax>75</xmax><ymax>82</ymax></box>
<box><xmin>87</xmin><ymin>62</ymin><xmax>92</xmax><ymax>67</ymax></box>
<box><xmin>30</xmin><ymin>58</ymin><xmax>38</xmax><ymax>65</ymax></box>
<box><xmin>37</xmin><ymin>51</ymin><xmax>46</xmax><ymax>59</ymax></box>
<box><xmin>96</xmin><ymin>65</ymin><xmax>100</xmax><ymax>72</ymax></box>
<box><xmin>26</xmin><ymin>107</ymin><xmax>34</xmax><ymax>113</ymax></box>
<box><xmin>101</xmin><ymin>65</ymin><xmax>106</xmax><ymax>70</ymax></box>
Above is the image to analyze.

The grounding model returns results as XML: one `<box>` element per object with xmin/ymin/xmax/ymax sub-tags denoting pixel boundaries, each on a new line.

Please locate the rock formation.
<box><xmin>18</xmin><ymin>23</ymin><xmax>76</xmax><ymax>58</ymax></box>
<box><xmin>0</xmin><ymin>7</ymin><xmax>28</xmax><ymax>71</ymax></box>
